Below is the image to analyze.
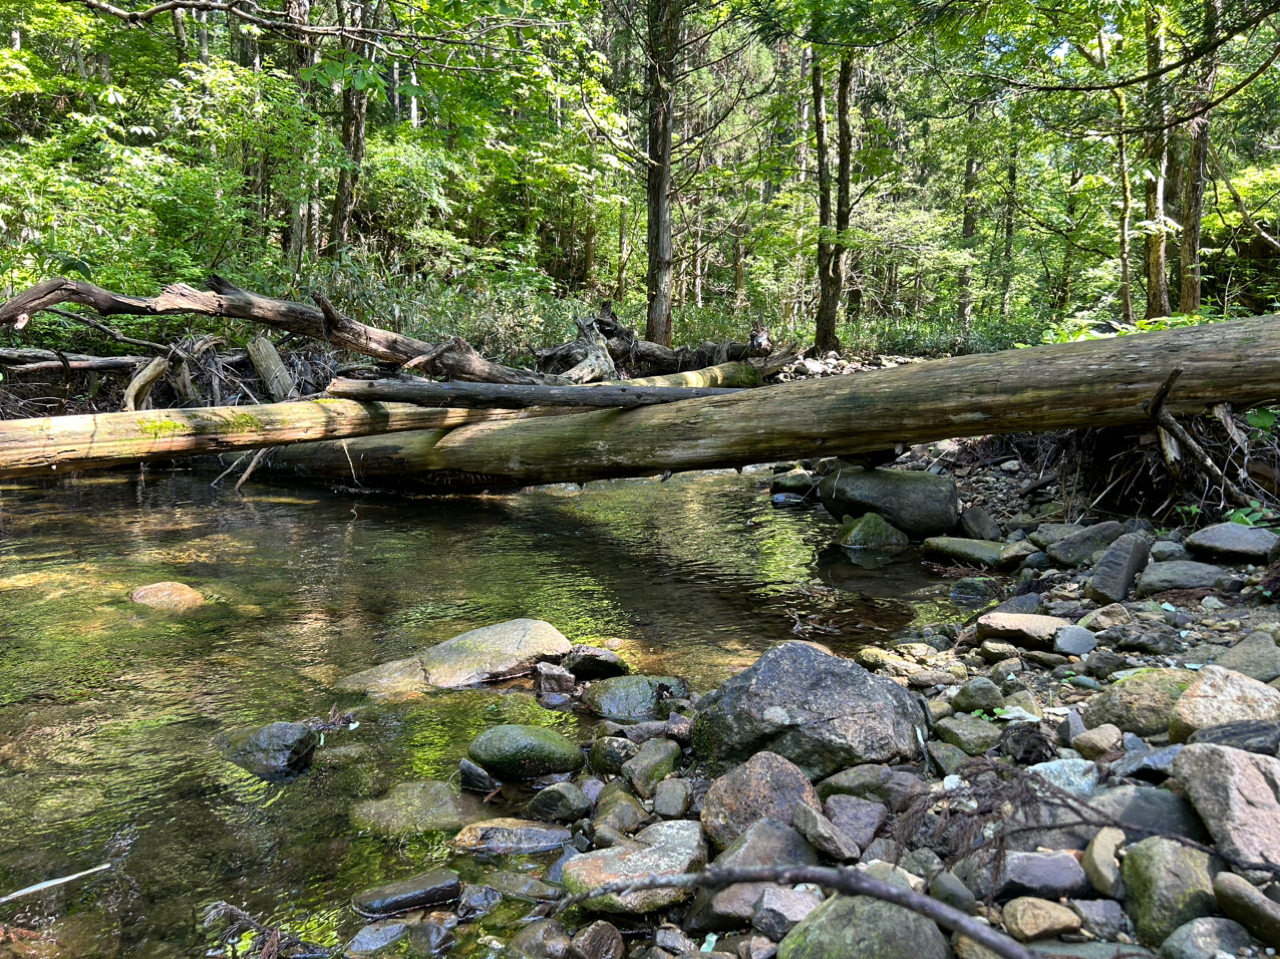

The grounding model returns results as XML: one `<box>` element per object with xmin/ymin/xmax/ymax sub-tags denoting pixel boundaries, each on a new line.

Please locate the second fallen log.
<box><xmin>325</xmin><ymin>378</ymin><xmax>744</xmax><ymax>409</ymax></box>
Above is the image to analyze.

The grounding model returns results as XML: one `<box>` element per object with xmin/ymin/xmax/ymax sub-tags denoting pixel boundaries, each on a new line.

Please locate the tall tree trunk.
<box><xmin>1054</xmin><ymin>170</ymin><xmax>1083</xmax><ymax>320</ymax></box>
<box><xmin>812</xmin><ymin>52</ymin><xmax>852</xmax><ymax>354</ymax></box>
<box><xmin>197</xmin><ymin>10</ymin><xmax>208</xmax><ymax>64</ymax></box>
<box><xmin>172</xmin><ymin>9</ymin><xmax>188</xmax><ymax>59</ymax></box>
<box><xmin>328</xmin><ymin>1</ymin><xmax>377</xmax><ymax>254</ymax></box>
<box><xmin>616</xmin><ymin>204</ymin><xmax>630</xmax><ymax>300</ymax></box>
<box><xmin>956</xmin><ymin>108</ymin><xmax>979</xmax><ymax>331</ymax></box>
<box><xmin>644</xmin><ymin>0</ymin><xmax>679</xmax><ymax>347</ymax></box>
<box><xmin>1143</xmin><ymin>6</ymin><xmax>1172</xmax><ymax>318</ymax></box>
<box><xmin>1179</xmin><ymin>0</ymin><xmax>1221</xmax><ymax>314</ymax></box>
<box><xmin>999</xmin><ymin>146</ymin><xmax>1018</xmax><ymax>317</ymax></box>
<box><xmin>1114</xmin><ymin>90</ymin><xmax>1135</xmax><ymax>326</ymax></box>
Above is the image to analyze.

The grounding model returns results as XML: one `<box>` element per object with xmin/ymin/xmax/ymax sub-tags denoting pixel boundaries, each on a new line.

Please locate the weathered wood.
<box><xmin>0</xmin><ymin>348</ymin><xmax>149</xmax><ymax>372</ymax></box>
<box><xmin>0</xmin><ymin>400</ymin><xmax>547</xmax><ymax>479</ymax></box>
<box><xmin>0</xmin><ymin>277</ymin><xmax>570</xmax><ymax>385</ymax></box>
<box><xmin>122</xmin><ymin>356</ymin><xmax>169</xmax><ymax>412</ymax></box>
<box><xmin>266</xmin><ymin>315</ymin><xmax>1280</xmax><ymax>489</ymax></box>
<box><xmin>325</xmin><ymin>378</ymin><xmax>743</xmax><ymax>409</ymax></box>
<box><xmin>248</xmin><ymin>336</ymin><xmax>301</xmax><ymax>402</ymax></box>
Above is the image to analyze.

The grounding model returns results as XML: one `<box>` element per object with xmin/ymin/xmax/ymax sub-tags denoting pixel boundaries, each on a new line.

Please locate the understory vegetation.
<box><xmin>2</xmin><ymin>0</ymin><xmax>1280</xmax><ymax>363</ymax></box>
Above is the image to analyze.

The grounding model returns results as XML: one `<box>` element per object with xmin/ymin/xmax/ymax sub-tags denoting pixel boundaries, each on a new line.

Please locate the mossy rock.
<box><xmin>468</xmin><ymin>724</ymin><xmax>584</xmax><ymax>779</ymax></box>
<box><xmin>837</xmin><ymin>513</ymin><xmax>909</xmax><ymax>549</ymax></box>
<box><xmin>581</xmin><ymin>676</ymin><xmax>689</xmax><ymax>721</ymax></box>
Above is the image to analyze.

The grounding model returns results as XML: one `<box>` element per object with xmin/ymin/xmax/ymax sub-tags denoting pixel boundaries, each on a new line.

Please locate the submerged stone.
<box><xmin>216</xmin><ymin>722</ymin><xmax>318</xmax><ymax>781</ymax></box>
<box><xmin>581</xmin><ymin>675</ymin><xmax>689</xmax><ymax>721</ymax></box>
<box><xmin>468</xmin><ymin>724</ymin><xmax>584</xmax><ymax>780</ymax></box>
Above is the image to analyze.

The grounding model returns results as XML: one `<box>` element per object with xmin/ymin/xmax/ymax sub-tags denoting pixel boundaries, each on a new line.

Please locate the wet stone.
<box><xmin>525</xmin><ymin>781</ymin><xmax>593</xmax><ymax>823</ymax></box>
<box><xmin>701</xmin><ymin>752</ymin><xmax>821</xmax><ymax>851</ymax></box>
<box><xmin>486</xmin><ymin>870</ymin><xmax>562</xmax><ymax>902</ymax></box>
<box><xmin>823</xmin><ymin>794</ymin><xmax>887</xmax><ymax>849</ymax></box>
<box><xmin>408</xmin><ymin>921</ymin><xmax>457</xmax><ymax>957</ymax></box>
<box><xmin>130</xmin><ymin>580</ymin><xmax>204</xmax><ymax>610</ymax></box>
<box><xmin>468</xmin><ymin>724</ymin><xmax>584</xmax><ymax>780</ymax></box>
<box><xmin>507</xmin><ymin>919</ymin><xmax>570</xmax><ymax>959</ymax></box>
<box><xmin>581</xmin><ymin>675</ymin><xmax>689</xmax><ymax>721</ymax></box>
<box><xmin>621</xmin><ymin>737</ymin><xmax>682</xmax><ymax>800</ymax></box>
<box><xmin>589</xmin><ymin>737</ymin><xmax>639</xmax><ymax>775</ymax></box>
<box><xmin>352</xmin><ymin>868</ymin><xmax>461</xmax><ymax>917</ymax></box>
<box><xmin>348</xmin><ymin>920</ymin><xmax>407</xmax><ymax>954</ymax></box>
<box><xmin>459</xmin><ymin>757</ymin><xmax>498</xmax><ymax>793</ymax></box>
<box><xmin>452</xmin><ymin>818</ymin><xmax>571</xmax><ymax>856</ymax></box>
<box><xmin>216</xmin><ymin>721</ymin><xmax>318</xmax><ymax>781</ymax></box>
<box><xmin>535</xmin><ymin>662</ymin><xmax>576</xmax><ymax>695</ymax></box>
<box><xmin>563</xmin><ymin>645</ymin><xmax>631</xmax><ymax>680</ymax></box>
<box><xmin>653</xmin><ymin>778</ymin><xmax>691</xmax><ymax>819</ymax></box>
<box><xmin>455</xmin><ymin>884</ymin><xmax>502</xmax><ymax>922</ymax></box>
<box><xmin>569</xmin><ymin>921</ymin><xmax>625</xmax><ymax>959</ymax></box>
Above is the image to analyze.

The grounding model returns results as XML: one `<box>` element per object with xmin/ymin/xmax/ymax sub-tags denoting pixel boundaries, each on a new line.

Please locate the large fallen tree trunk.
<box><xmin>325</xmin><ymin>378</ymin><xmax>744</xmax><ymax>409</ymax></box>
<box><xmin>258</xmin><ymin>314</ymin><xmax>1280</xmax><ymax>489</ymax></box>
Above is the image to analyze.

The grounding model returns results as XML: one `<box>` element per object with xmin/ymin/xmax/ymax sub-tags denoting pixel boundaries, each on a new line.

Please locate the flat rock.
<box><xmin>1121</xmin><ymin>836</ymin><xmax>1219</xmax><ymax>946</ymax></box>
<box><xmin>935</xmin><ymin>713</ymin><xmax>1002</xmax><ymax>755</ymax></box>
<box><xmin>1172</xmin><ymin>743</ymin><xmax>1280</xmax><ymax>871</ymax></box>
<box><xmin>753</xmin><ymin>886</ymin><xmax>824</xmax><ymax>941</ymax></box>
<box><xmin>1212</xmin><ymin>631</ymin><xmax>1280</xmax><ymax>683</ymax></box>
<box><xmin>1069</xmin><ymin>898</ymin><xmax>1127</xmax><ymax>942</ymax></box>
<box><xmin>1213</xmin><ymin>870</ymin><xmax>1280</xmax><ymax>948</ymax></box>
<box><xmin>1086</xmin><ymin>533</ymin><xmax>1151</xmax><ymax>605</ymax></box>
<box><xmin>351</xmin><ymin>780</ymin><xmax>481</xmax><ymax>835</ymax></box>
<box><xmin>818</xmin><ymin>467</ymin><xmax>959</xmax><ymax>539</ymax></box>
<box><xmin>791</xmin><ymin>802</ymin><xmax>859</xmax><ymax>862</ymax></box>
<box><xmin>561</xmin><ymin>819</ymin><xmax>707</xmax><ymax>913</ymax></box>
<box><xmin>347</xmin><ymin>920</ymin><xmax>406</xmax><ymax>954</ymax></box>
<box><xmin>975</xmin><ymin>613</ymin><xmax>1071</xmax><ymax>649</ymax></box>
<box><xmin>692</xmin><ymin>642</ymin><xmax>924</xmax><ymax>779</ymax></box>
<box><xmin>336</xmin><ymin>618</ymin><xmax>571</xmax><ymax>694</ymax></box>
<box><xmin>816</xmin><ymin>764</ymin><xmax>926</xmax><ymax>812</ymax></box>
<box><xmin>1136</xmin><ymin>562</ymin><xmax>1233</xmax><ymax>596</ymax></box>
<box><xmin>1026</xmin><ymin>757</ymin><xmax>1099</xmax><ymax>797</ymax></box>
<box><xmin>563</xmin><ymin>645</ymin><xmax>631</xmax><ymax>680</ymax></box>
<box><xmin>452</xmin><ymin>817</ymin><xmax>571</xmax><ymax>855</ymax></box>
<box><xmin>1187</xmin><ymin>719</ymin><xmax>1280</xmax><ymax>755</ymax></box>
<box><xmin>960</xmin><ymin>505</ymin><xmax>1003</xmax><ymax>542</ymax></box>
<box><xmin>468</xmin><ymin>724</ymin><xmax>584</xmax><ymax>779</ymax></box>
<box><xmin>1184</xmin><ymin>522</ymin><xmax>1279</xmax><ymax>561</ymax></box>
<box><xmin>1028</xmin><ymin>523</ymin><xmax>1085</xmax><ymax>549</ymax></box>
<box><xmin>701</xmin><ymin>751</ymin><xmax>822</xmax><ymax>850</ymax></box>
<box><xmin>1168</xmin><ymin>665</ymin><xmax>1280</xmax><ymax>742</ymax></box>
<box><xmin>1082</xmin><ymin>668</ymin><xmax>1196</xmax><ymax>737</ymax></box>
<box><xmin>824</xmin><ymin>794</ymin><xmax>887</xmax><ymax>848</ymax></box>
<box><xmin>581</xmin><ymin>675</ymin><xmax>689</xmax><ymax>721</ymax></box>
<box><xmin>922</xmin><ymin>537</ymin><xmax>1005</xmax><ymax>567</ymax></box>
<box><xmin>352</xmin><ymin>868</ymin><xmax>460</xmax><ymax>917</ymax></box>
<box><xmin>130</xmin><ymin>581</ymin><xmax>204</xmax><ymax>610</ymax></box>
<box><xmin>1047</xmin><ymin>520</ymin><xmax>1124</xmax><ymax>567</ymax></box>
<box><xmin>957</xmin><ymin>850</ymin><xmax>1089</xmax><ymax>901</ymax></box>
<box><xmin>1160</xmin><ymin>916</ymin><xmax>1254</xmax><ymax>959</ymax></box>
<box><xmin>622</xmin><ymin>737</ymin><xmax>681</xmax><ymax>799</ymax></box>
<box><xmin>1055</xmin><ymin>624</ymin><xmax>1098</xmax><ymax>656</ymax></box>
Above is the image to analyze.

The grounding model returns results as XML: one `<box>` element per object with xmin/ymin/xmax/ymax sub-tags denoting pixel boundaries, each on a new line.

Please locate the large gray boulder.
<box><xmin>1121</xmin><ymin>837</ymin><xmax>1219</xmax><ymax>946</ymax></box>
<box><xmin>692</xmin><ymin>642</ymin><xmax>925</xmax><ymax>779</ymax></box>
<box><xmin>1172</xmin><ymin>743</ymin><xmax>1280</xmax><ymax>872</ymax></box>
<box><xmin>1136</xmin><ymin>562</ymin><xmax>1235</xmax><ymax>597</ymax></box>
<box><xmin>335</xmin><ymin>619</ymin><xmax>571</xmax><ymax>695</ymax></box>
<box><xmin>1185</xmin><ymin>522</ymin><xmax>1279</xmax><ymax>562</ymax></box>
<box><xmin>1086</xmin><ymin>532</ymin><xmax>1151</xmax><ymax>605</ymax></box>
<box><xmin>818</xmin><ymin>466</ymin><xmax>959</xmax><ymax>539</ymax></box>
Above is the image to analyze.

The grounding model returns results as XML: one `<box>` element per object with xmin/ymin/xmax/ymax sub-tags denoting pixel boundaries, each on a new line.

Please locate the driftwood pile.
<box><xmin>1</xmin><ymin>276</ymin><xmax>1280</xmax><ymax>515</ymax></box>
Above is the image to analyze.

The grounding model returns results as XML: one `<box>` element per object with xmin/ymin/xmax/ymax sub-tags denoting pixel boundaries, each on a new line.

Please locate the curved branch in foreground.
<box><xmin>562</xmin><ymin>864</ymin><xmax>1036</xmax><ymax>959</ymax></box>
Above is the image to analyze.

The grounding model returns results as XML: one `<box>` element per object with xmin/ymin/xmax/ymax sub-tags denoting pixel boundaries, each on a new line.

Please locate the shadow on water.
<box><xmin>0</xmin><ymin>468</ymin><xmax>955</xmax><ymax>956</ymax></box>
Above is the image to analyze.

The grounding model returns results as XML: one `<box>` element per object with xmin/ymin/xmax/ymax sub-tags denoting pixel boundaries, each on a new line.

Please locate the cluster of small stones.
<box><xmin>771</xmin><ymin>352</ymin><xmax>923</xmax><ymax>383</ymax></box>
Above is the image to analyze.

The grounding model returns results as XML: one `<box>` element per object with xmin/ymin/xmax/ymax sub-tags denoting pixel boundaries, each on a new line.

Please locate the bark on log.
<box><xmin>325</xmin><ymin>378</ymin><xmax>743</xmax><ymax>409</ymax></box>
<box><xmin>0</xmin><ymin>348</ymin><xmax>149</xmax><ymax>372</ymax></box>
<box><xmin>0</xmin><ymin>400</ymin><xmax>547</xmax><ymax>479</ymax></box>
<box><xmin>248</xmin><ymin>336</ymin><xmax>301</xmax><ymax>402</ymax></box>
<box><xmin>263</xmin><ymin>315</ymin><xmax>1280</xmax><ymax>489</ymax></box>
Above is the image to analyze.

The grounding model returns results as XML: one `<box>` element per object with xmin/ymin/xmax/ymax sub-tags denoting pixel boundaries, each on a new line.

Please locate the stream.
<box><xmin>0</xmin><ymin>468</ymin><xmax>955</xmax><ymax>957</ymax></box>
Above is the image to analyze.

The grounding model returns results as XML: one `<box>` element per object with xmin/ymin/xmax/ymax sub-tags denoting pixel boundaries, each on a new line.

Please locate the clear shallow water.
<box><xmin>0</xmin><ymin>469</ymin><xmax>952</xmax><ymax>956</ymax></box>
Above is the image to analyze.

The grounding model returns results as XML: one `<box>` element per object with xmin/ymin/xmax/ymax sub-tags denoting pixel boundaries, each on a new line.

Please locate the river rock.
<box><xmin>701</xmin><ymin>751</ymin><xmax>821</xmax><ymax>850</ymax></box>
<box><xmin>1047</xmin><ymin>520</ymin><xmax>1124</xmax><ymax>567</ymax></box>
<box><xmin>818</xmin><ymin>466</ymin><xmax>959</xmax><ymax>539</ymax></box>
<box><xmin>776</xmin><ymin>870</ymin><xmax>950</xmax><ymax>959</ymax></box>
<box><xmin>336</xmin><ymin>618</ymin><xmax>572</xmax><ymax>694</ymax></box>
<box><xmin>1121</xmin><ymin>836</ymin><xmax>1219</xmax><ymax>945</ymax></box>
<box><xmin>837</xmin><ymin>512</ymin><xmax>910</xmax><ymax>549</ymax></box>
<box><xmin>1002</xmin><ymin>897</ymin><xmax>1081</xmax><ymax>941</ymax></box>
<box><xmin>957</xmin><ymin>850</ymin><xmax>1089</xmax><ymax>901</ymax></box>
<box><xmin>816</xmin><ymin>764</ymin><xmax>926</xmax><ymax>812</ymax></box>
<box><xmin>1026</xmin><ymin>757</ymin><xmax>1099</xmax><ymax>797</ymax></box>
<box><xmin>1070</xmin><ymin>898</ymin><xmax>1127</xmax><ymax>941</ymax></box>
<box><xmin>685</xmin><ymin>819</ymin><xmax>818</xmax><ymax>933</ymax></box>
<box><xmin>409</xmin><ymin>921</ymin><xmax>456</xmax><ymax>956</ymax></box>
<box><xmin>1029</xmin><ymin>523</ymin><xmax>1084</xmax><ymax>549</ymax></box>
<box><xmin>347</xmin><ymin>920</ymin><xmax>407</xmax><ymax>954</ymax></box>
<box><xmin>1082</xmin><ymin>668</ymin><xmax>1196</xmax><ymax>736</ymax></box>
<box><xmin>1136</xmin><ymin>562</ymin><xmax>1233</xmax><ymax>596</ymax></box>
<box><xmin>1168</xmin><ymin>665</ymin><xmax>1280</xmax><ymax>742</ymax></box>
<box><xmin>352</xmin><ymin>868</ymin><xmax>460</xmax><ymax>917</ymax></box>
<box><xmin>952</xmin><ymin>677</ymin><xmax>1004</xmax><ymax>714</ymax></box>
<box><xmin>935</xmin><ymin>713</ymin><xmax>1002</xmax><ymax>755</ymax></box>
<box><xmin>1172</xmin><ymin>742</ymin><xmax>1280</xmax><ymax>870</ymax></box>
<box><xmin>960</xmin><ymin>505</ymin><xmax>1003</xmax><ymax>542</ymax></box>
<box><xmin>526</xmin><ymin>781</ymin><xmax>592</xmax><ymax>823</ymax></box>
<box><xmin>1187</xmin><ymin>719</ymin><xmax>1280</xmax><ymax>755</ymax></box>
<box><xmin>922</xmin><ymin>536</ymin><xmax>1005</xmax><ymax>567</ymax></box>
<box><xmin>581</xmin><ymin>675</ymin><xmax>689</xmax><ymax>721</ymax></box>
<box><xmin>350</xmin><ymin>780</ymin><xmax>478</xmax><ymax>835</ymax></box>
<box><xmin>130</xmin><ymin>580</ymin><xmax>204</xmax><ymax>610</ymax></box>
<box><xmin>456</xmin><ymin>883</ymin><xmax>503</xmax><ymax>921</ymax></box>
<box><xmin>653</xmin><ymin>778</ymin><xmax>691</xmax><ymax>818</ymax></box>
<box><xmin>452</xmin><ymin>818</ymin><xmax>571</xmax><ymax>855</ymax></box>
<box><xmin>563</xmin><ymin>645</ymin><xmax>631</xmax><ymax>680</ymax></box>
<box><xmin>1082</xmin><ymin>827</ymin><xmax>1125</xmax><ymax>898</ymax></box>
<box><xmin>507</xmin><ymin>919</ymin><xmax>570</xmax><ymax>959</ymax></box>
<box><xmin>469</xmin><ymin>724</ymin><xmax>584</xmax><ymax>779</ymax></box>
<box><xmin>975</xmin><ymin>612</ymin><xmax>1070</xmax><ymax>649</ymax></box>
<box><xmin>1086</xmin><ymin>533</ymin><xmax>1151</xmax><ymax>605</ymax></box>
<box><xmin>692</xmin><ymin>642</ymin><xmax>924</xmax><ymax>778</ymax></box>
<box><xmin>1160</xmin><ymin>916</ymin><xmax>1254</xmax><ymax>959</ymax></box>
<box><xmin>1184</xmin><ymin>522</ymin><xmax>1279</xmax><ymax>561</ymax></box>
<box><xmin>1054</xmin><ymin>624</ymin><xmax>1098</xmax><ymax>656</ymax></box>
<box><xmin>570</xmin><ymin>921</ymin><xmax>625</xmax><ymax>959</ymax></box>
<box><xmin>1072</xmin><ymin>723</ymin><xmax>1122</xmax><ymax>760</ymax></box>
<box><xmin>754</xmin><ymin>886</ymin><xmax>824</xmax><ymax>941</ymax></box>
<box><xmin>216</xmin><ymin>721</ymin><xmax>318</xmax><ymax>781</ymax></box>
<box><xmin>825</xmin><ymin>795</ymin><xmax>887</xmax><ymax>848</ymax></box>
<box><xmin>487</xmin><ymin>870</ymin><xmax>563</xmax><ymax>901</ymax></box>
<box><xmin>622</xmin><ymin>737</ymin><xmax>681</xmax><ymax>799</ymax></box>
<box><xmin>1212</xmin><ymin>630</ymin><xmax>1280</xmax><ymax>683</ymax></box>
<box><xmin>1150</xmin><ymin>540</ymin><xmax>1191</xmax><ymax>562</ymax></box>
<box><xmin>561</xmin><ymin>819</ymin><xmax>707</xmax><ymax>913</ymax></box>
<box><xmin>791</xmin><ymin>802</ymin><xmax>859</xmax><ymax>861</ymax></box>
<box><xmin>589</xmin><ymin>737</ymin><xmax>640</xmax><ymax>774</ymax></box>
<box><xmin>1213</xmin><ymin>871</ymin><xmax>1280</xmax><ymax>948</ymax></box>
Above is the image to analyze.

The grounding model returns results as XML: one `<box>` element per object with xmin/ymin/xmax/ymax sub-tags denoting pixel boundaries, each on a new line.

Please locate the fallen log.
<box><xmin>0</xmin><ymin>399</ymin><xmax>566</xmax><ymax>479</ymax></box>
<box><xmin>0</xmin><ymin>348</ymin><xmax>149</xmax><ymax>373</ymax></box>
<box><xmin>262</xmin><ymin>315</ymin><xmax>1280</xmax><ymax>489</ymax></box>
<box><xmin>325</xmin><ymin>378</ymin><xmax>743</xmax><ymax>409</ymax></box>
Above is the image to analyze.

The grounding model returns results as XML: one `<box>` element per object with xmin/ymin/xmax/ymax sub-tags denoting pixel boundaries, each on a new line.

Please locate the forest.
<box><xmin>3</xmin><ymin>0</ymin><xmax>1280</xmax><ymax>369</ymax></box>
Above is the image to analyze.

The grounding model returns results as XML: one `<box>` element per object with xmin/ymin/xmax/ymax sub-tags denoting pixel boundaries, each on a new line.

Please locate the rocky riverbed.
<box><xmin>198</xmin><ymin>449</ymin><xmax>1280</xmax><ymax>959</ymax></box>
